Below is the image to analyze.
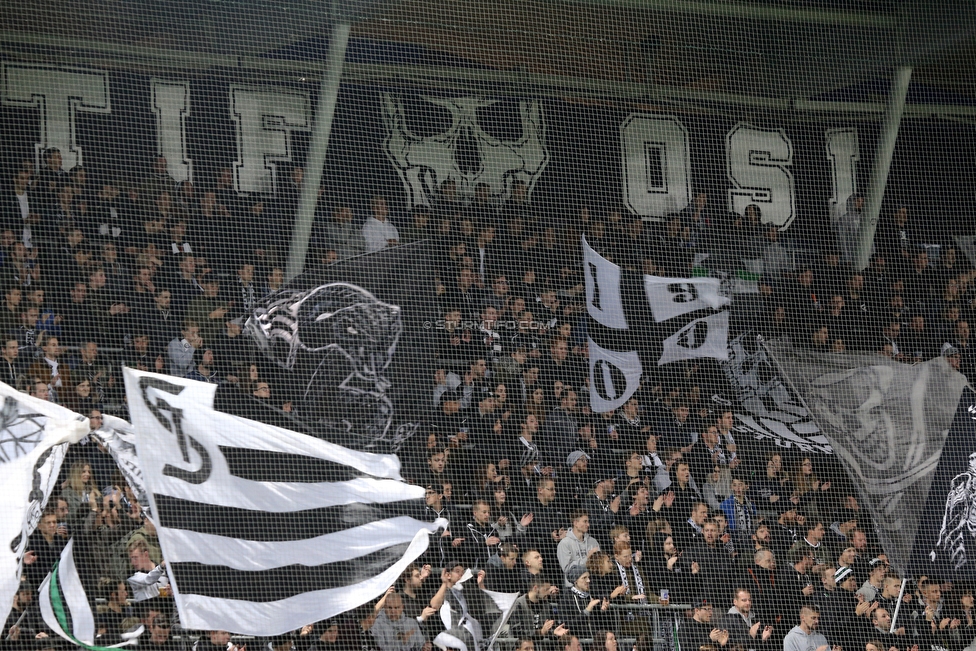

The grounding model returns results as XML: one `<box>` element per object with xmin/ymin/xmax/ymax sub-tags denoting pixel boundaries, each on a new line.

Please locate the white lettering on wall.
<box><xmin>726</xmin><ymin>123</ymin><xmax>796</xmax><ymax>229</ymax></box>
<box><xmin>620</xmin><ymin>114</ymin><xmax>691</xmax><ymax>219</ymax></box>
<box><xmin>230</xmin><ymin>86</ymin><xmax>310</xmax><ymax>194</ymax></box>
<box><xmin>1</xmin><ymin>63</ymin><xmax>110</xmax><ymax>171</ymax></box>
<box><xmin>151</xmin><ymin>78</ymin><xmax>193</xmax><ymax>183</ymax></box>
<box><xmin>825</xmin><ymin>128</ymin><xmax>860</xmax><ymax>223</ymax></box>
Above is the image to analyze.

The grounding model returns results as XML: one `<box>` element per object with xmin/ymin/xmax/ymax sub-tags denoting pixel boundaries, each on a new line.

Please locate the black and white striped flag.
<box><xmin>122</xmin><ymin>369</ymin><xmax>447</xmax><ymax>636</ymax></box>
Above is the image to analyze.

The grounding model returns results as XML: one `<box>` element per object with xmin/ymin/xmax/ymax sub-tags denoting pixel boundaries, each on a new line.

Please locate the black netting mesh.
<box><xmin>1</xmin><ymin>2</ymin><xmax>975</xmax><ymax>651</ymax></box>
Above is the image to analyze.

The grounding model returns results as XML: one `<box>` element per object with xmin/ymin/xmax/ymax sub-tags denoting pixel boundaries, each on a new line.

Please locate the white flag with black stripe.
<box><xmin>122</xmin><ymin>369</ymin><xmax>447</xmax><ymax>636</ymax></box>
<box><xmin>38</xmin><ymin>538</ymin><xmax>142</xmax><ymax>649</ymax></box>
<box><xmin>0</xmin><ymin>383</ymin><xmax>89</xmax><ymax>629</ymax></box>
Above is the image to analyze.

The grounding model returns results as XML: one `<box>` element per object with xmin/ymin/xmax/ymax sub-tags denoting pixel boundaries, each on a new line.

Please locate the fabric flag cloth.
<box><xmin>763</xmin><ymin>340</ymin><xmax>969</xmax><ymax>576</ymax></box>
<box><xmin>583</xmin><ymin>235</ymin><xmax>730</xmax><ymax>412</ymax></box>
<box><xmin>38</xmin><ymin>538</ymin><xmax>142</xmax><ymax>649</ymax></box>
<box><xmin>243</xmin><ymin>241</ymin><xmax>437</xmax><ymax>454</ymax></box>
<box><xmin>89</xmin><ymin>415</ymin><xmax>151</xmax><ymax>518</ymax></box>
<box><xmin>910</xmin><ymin>387</ymin><xmax>976</xmax><ymax>579</ymax></box>
<box><xmin>0</xmin><ymin>382</ymin><xmax>89</xmax><ymax>629</ymax></box>
<box><xmin>122</xmin><ymin>368</ymin><xmax>447</xmax><ymax>636</ymax></box>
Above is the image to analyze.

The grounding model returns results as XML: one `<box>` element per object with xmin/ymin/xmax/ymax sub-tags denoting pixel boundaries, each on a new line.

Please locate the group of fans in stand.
<box><xmin>1</xmin><ymin>151</ymin><xmax>975</xmax><ymax>651</ymax></box>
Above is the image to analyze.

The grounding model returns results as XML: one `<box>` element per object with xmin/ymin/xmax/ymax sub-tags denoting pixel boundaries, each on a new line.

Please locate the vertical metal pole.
<box><xmin>890</xmin><ymin>578</ymin><xmax>907</xmax><ymax>633</ymax></box>
<box><xmin>286</xmin><ymin>21</ymin><xmax>351</xmax><ymax>281</ymax></box>
<box><xmin>855</xmin><ymin>66</ymin><xmax>912</xmax><ymax>271</ymax></box>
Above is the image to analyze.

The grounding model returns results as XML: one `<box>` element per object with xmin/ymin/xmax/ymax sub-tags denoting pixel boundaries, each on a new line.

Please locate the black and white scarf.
<box><xmin>615</xmin><ymin>561</ymin><xmax>645</xmax><ymax>596</ymax></box>
<box><xmin>570</xmin><ymin>586</ymin><xmax>591</xmax><ymax>600</ymax></box>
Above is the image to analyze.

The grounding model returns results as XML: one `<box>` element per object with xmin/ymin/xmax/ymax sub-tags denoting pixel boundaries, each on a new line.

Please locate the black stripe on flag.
<box><xmin>169</xmin><ymin>543</ymin><xmax>411</xmax><ymax>602</ymax></box>
<box><xmin>154</xmin><ymin>494</ymin><xmax>428</xmax><ymax>541</ymax></box>
<box><xmin>54</xmin><ymin>570</ymin><xmax>74</xmax><ymax>637</ymax></box>
<box><xmin>217</xmin><ymin>446</ymin><xmax>373</xmax><ymax>483</ymax></box>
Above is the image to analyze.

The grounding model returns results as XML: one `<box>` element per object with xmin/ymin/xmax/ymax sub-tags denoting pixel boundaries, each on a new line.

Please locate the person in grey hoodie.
<box><xmin>783</xmin><ymin>604</ymin><xmax>839</xmax><ymax>651</ymax></box>
<box><xmin>557</xmin><ymin>510</ymin><xmax>601</xmax><ymax>586</ymax></box>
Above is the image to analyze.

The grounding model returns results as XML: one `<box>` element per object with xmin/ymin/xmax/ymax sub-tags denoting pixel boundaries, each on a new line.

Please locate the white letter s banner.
<box><xmin>588</xmin><ymin>339</ymin><xmax>642</xmax><ymax>413</ymax></box>
<box><xmin>620</xmin><ymin>114</ymin><xmax>691</xmax><ymax>219</ymax></box>
<box><xmin>230</xmin><ymin>86</ymin><xmax>310</xmax><ymax>194</ymax></box>
<box><xmin>1</xmin><ymin>63</ymin><xmax>110</xmax><ymax>171</ymax></box>
<box><xmin>726</xmin><ymin>123</ymin><xmax>796</xmax><ymax>230</ymax></box>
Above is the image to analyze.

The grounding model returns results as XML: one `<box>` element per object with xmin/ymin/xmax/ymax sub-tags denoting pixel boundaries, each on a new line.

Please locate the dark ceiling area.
<box><xmin>1</xmin><ymin>0</ymin><xmax>975</xmax><ymax>102</ymax></box>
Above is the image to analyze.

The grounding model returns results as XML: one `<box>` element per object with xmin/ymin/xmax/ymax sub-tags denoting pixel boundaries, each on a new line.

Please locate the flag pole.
<box><xmin>890</xmin><ymin>578</ymin><xmax>907</xmax><ymax>634</ymax></box>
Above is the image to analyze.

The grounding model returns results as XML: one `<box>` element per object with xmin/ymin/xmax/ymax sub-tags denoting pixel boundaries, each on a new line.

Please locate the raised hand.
<box><xmin>749</xmin><ymin>621</ymin><xmax>761</xmax><ymax>638</ymax></box>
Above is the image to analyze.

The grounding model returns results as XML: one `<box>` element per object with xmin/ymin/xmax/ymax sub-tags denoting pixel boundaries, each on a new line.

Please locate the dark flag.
<box><xmin>242</xmin><ymin>241</ymin><xmax>436</xmax><ymax>452</ymax></box>
<box><xmin>764</xmin><ymin>340</ymin><xmax>969</xmax><ymax>577</ymax></box>
<box><xmin>911</xmin><ymin>386</ymin><xmax>976</xmax><ymax>579</ymax></box>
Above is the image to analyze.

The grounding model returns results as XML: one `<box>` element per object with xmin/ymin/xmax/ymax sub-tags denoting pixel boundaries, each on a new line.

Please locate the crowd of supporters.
<box><xmin>1</xmin><ymin>150</ymin><xmax>975</xmax><ymax>651</ymax></box>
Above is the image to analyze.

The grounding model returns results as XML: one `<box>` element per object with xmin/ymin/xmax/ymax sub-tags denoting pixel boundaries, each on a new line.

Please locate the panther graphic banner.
<box><xmin>912</xmin><ymin>387</ymin><xmax>976</xmax><ymax>579</ymax></box>
<box><xmin>241</xmin><ymin>241</ymin><xmax>436</xmax><ymax>452</ymax></box>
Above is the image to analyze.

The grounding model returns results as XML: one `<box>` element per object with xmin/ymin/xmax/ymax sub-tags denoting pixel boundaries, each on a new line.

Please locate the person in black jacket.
<box><xmin>558</xmin><ymin>565</ymin><xmax>606</xmax><ymax>640</ymax></box>
<box><xmin>678</xmin><ymin>601</ymin><xmax>730</xmax><ymax>651</ymax></box>
<box><xmin>716</xmin><ymin>588</ymin><xmax>775</xmax><ymax>651</ymax></box>
<box><xmin>462</xmin><ymin>500</ymin><xmax>503</xmax><ymax>570</ymax></box>
<box><xmin>688</xmin><ymin>520</ymin><xmax>736</xmax><ymax>606</ymax></box>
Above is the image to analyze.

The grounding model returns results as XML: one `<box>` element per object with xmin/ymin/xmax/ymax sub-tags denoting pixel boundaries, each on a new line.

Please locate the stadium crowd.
<box><xmin>2</xmin><ymin>150</ymin><xmax>975</xmax><ymax>651</ymax></box>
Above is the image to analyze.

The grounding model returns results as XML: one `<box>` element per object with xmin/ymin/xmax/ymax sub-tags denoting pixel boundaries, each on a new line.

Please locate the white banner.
<box><xmin>643</xmin><ymin>275</ymin><xmax>729</xmax><ymax>323</ymax></box>
<box><xmin>0</xmin><ymin>385</ymin><xmax>88</xmax><ymax>628</ymax></box>
<box><xmin>122</xmin><ymin>368</ymin><xmax>445</xmax><ymax>636</ymax></box>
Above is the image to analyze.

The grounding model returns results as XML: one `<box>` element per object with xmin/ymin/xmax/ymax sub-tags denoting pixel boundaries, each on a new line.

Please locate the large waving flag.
<box><xmin>122</xmin><ymin>368</ymin><xmax>447</xmax><ymax>636</ymax></box>
<box><xmin>583</xmin><ymin>235</ymin><xmax>730</xmax><ymax>412</ymax></box>
<box><xmin>38</xmin><ymin>538</ymin><xmax>143</xmax><ymax>649</ymax></box>
<box><xmin>0</xmin><ymin>383</ymin><xmax>89</xmax><ymax>629</ymax></box>
<box><xmin>763</xmin><ymin>341</ymin><xmax>969</xmax><ymax>577</ymax></box>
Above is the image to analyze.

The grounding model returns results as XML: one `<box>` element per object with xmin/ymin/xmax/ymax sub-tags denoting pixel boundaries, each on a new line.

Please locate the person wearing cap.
<box><xmin>557</xmin><ymin>510</ymin><xmax>601</xmax><ymax>586</ymax></box>
<box><xmin>856</xmin><ymin>559</ymin><xmax>887</xmax><ymax>602</ymax></box>
<box><xmin>942</xmin><ymin>341</ymin><xmax>963</xmax><ymax>373</ymax></box>
<box><xmin>585</xmin><ymin>467</ymin><xmax>620</xmax><ymax>550</ymax></box>
<box><xmin>678</xmin><ymin>600</ymin><xmax>729</xmax><ymax>651</ymax></box>
<box><xmin>558</xmin><ymin>564</ymin><xmax>605</xmax><ymax>639</ymax></box>
<box><xmin>832</xmin><ymin>566</ymin><xmax>868</xmax><ymax>650</ymax></box>
<box><xmin>561</xmin><ymin>450</ymin><xmax>591</xmax><ymax>510</ymax></box>
<box><xmin>783</xmin><ymin>604</ymin><xmax>839</xmax><ymax>651</ymax></box>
